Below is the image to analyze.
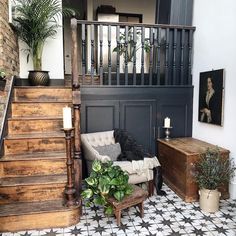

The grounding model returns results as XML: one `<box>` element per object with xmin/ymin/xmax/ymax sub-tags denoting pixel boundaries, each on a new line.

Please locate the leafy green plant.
<box><xmin>0</xmin><ymin>69</ymin><xmax>6</xmax><ymax>79</ymax></box>
<box><xmin>195</xmin><ymin>147</ymin><xmax>235</xmax><ymax>190</ymax></box>
<box><xmin>81</xmin><ymin>160</ymin><xmax>133</xmax><ymax>215</ymax></box>
<box><xmin>13</xmin><ymin>0</ymin><xmax>74</xmax><ymax>71</ymax></box>
<box><xmin>113</xmin><ymin>27</ymin><xmax>151</xmax><ymax>62</ymax></box>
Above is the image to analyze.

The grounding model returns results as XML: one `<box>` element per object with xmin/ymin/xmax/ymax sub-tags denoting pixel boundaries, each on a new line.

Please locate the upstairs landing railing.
<box><xmin>71</xmin><ymin>19</ymin><xmax>195</xmax><ymax>86</ymax></box>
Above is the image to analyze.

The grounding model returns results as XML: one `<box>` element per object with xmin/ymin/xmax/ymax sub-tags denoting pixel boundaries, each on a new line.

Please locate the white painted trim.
<box><xmin>229</xmin><ymin>181</ymin><xmax>236</xmax><ymax>199</ymax></box>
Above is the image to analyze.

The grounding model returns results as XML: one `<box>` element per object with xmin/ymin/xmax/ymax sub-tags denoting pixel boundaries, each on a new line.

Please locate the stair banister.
<box><xmin>71</xmin><ymin>18</ymin><xmax>82</xmax><ymax>197</ymax></box>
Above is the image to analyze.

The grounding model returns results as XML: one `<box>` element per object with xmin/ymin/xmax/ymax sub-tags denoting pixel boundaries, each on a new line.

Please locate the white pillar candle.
<box><xmin>63</xmin><ymin>106</ymin><xmax>72</xmax><ymax>129</ymax></box>
<box><xmin>164</xmin><ymin>117</ymin><xmax>171</xmax><ymax>128</ymax></box>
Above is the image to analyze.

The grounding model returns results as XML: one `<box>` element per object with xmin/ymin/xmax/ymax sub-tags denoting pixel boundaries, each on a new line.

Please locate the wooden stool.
<box><xmin>107</xmin><ymin>185</ymin><xmax>148</xmax><ymax>226</ymax></box>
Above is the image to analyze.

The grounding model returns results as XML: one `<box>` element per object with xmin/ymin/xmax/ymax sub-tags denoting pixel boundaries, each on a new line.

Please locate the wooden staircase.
<box><xmin>0</xmin><ymin>87</ymin><xmax>81</xmax><ymax>232</ymax></box>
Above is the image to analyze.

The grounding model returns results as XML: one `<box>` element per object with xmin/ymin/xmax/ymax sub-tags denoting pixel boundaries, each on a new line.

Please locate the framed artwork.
<box><xmin>198</xmin><ymin>69</ymin><xmax>224</xmax><ymax>126</ymax></box>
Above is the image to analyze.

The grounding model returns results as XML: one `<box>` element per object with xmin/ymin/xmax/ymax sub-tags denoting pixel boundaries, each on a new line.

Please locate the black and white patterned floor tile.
<box><xmin>2</xmin><ymin>184</ymin><xmax>236</xmax><ymax>236</ymax></box>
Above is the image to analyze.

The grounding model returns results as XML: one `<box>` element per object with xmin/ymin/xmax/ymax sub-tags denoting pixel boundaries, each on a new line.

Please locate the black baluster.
<box><xmin>124</xmin><ymin>26</ymin><xmax>128</xmax><ymax>85</ymax></box>
<box><xmin>141</xmin><ymin>26</ymin><xmax>145</xmax><ymax>85</ymax></box>
<box><xmin>156</xmin><ymin>28</ymin><xmax>161</xmax><ymax>85</ymax></box>
<box><xmin>108</xmin><ymin>25</ymin><xmax>112</xmax><ymax>85</ymax></box>
<box><xmin>165</xmin><ymin>28</ymin><xmax>169</xmax><ymax>85</ymax></box>
<box><xmin>173</xmin><ymin>28</ymin><xmax>177</xmax><ymax>85</ymax></box>
<box><xmin>149</xmin><ymin>27</ymin><xmax>154</xmax><ymax>85</ymax></box>
<box><xmin>82</xmin><ymin>24</ymin><xmax>86</xmax><ymax>85</ymax></box>
<box><xmin>116</xmin><ymin>25</ymin><xmax>120</xmax><ymax>85</ymax></box>
<box><xmin>180</xmin><ymin>29</ymin><xmax>185</xmax><ymax>85</ymax></box>
<box><xmin>91</xmin><ymin>24</ymin><xmax>95</xmax><ymax>85</ymax></box>
<box><xmin>188</xmin><ymin>30</ymin><xmax>193</xmax><ymax>85</ymax></box>
<box><xmin>133</xmin><ymin>26</ymin><xmax>137</xmax><ymax>85</ymax></box>
<box><xmin>99</xmin><ymin>24</ymin><xmax>103</xmax><ymax>85</ymax></box>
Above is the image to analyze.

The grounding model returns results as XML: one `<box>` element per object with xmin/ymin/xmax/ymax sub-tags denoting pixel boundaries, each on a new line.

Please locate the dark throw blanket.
<box><xmin>113</xmin><ymin>128</ymin><xmax>166</xmax><ymax>196</ymax></box>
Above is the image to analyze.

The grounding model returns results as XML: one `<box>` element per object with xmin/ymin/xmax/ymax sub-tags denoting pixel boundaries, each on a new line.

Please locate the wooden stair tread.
<box><xmin>14</xmin><ymin>86</ymin><xmax>71</xmax><ymax>89</ymax></box>
<box><xmin>1</xmin><ymin>152</ymin><xmax>66</xmax><ymax>161</ymax></box>
<box><xmin>0</xmin><ymin>174</ymin><xmax>67</xmax><ymax>186</ymax></box>
<box><xmin>0</xmin><ymin>200</ymin><xmax>75</xmax><ymax>217</ymax></box>
<box><xmin>5</xmin><ymin>132</ymin><xmax>65</xmax><ymax>140</ymax></box>
<box><xmin>13</xmin><ymin>100</ymin><xmax>72</xmax><ymax>103</ymax></box>
<box><xmin>8</xmin><ymin>116</ymin><xmax>63</xmax><ymax>121</ymax></box>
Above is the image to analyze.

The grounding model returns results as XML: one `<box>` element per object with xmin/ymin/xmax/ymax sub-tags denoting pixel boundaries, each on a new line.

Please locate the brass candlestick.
<box><xmin>63</xmin><ymin>127</ymin><xmax>77</xmax><ymax>207</ymax></box>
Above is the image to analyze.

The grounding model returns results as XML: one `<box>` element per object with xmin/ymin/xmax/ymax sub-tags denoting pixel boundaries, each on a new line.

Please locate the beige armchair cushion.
<box><xmin>81</xmin><ymin>130</ymin><xmax>159</xmax><ymax>183</ymax></box>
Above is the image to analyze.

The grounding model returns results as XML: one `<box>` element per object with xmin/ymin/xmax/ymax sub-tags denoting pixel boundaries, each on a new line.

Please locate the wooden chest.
<box><xmin>158</xmin><ymin>138</ymin><xmax>229</xmax><ymax>202</ymax></box>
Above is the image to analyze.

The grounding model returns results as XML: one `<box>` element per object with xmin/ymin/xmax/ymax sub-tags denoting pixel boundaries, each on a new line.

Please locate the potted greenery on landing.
<box><xmin>195</xmin><ymin>147</ymin><xmax>235</xmax><ymax>213</ymax></box>
<box><xmin>81</xmin><ymin>160</ymin><xmax>133</xmax><ymax>215</ymax></box>
<box><xmin>13</xmin><ymin>0</ymin><xmax>74</xmax><ymax>86</ymax></box>
<box><xmin>113</xmin><ymin>27</ymin><xmax>150</xmax><ymax>73</ymax></box>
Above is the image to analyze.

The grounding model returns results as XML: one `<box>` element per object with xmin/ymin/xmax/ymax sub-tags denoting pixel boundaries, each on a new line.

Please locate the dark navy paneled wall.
<box><xmin>81</xmin><ymin>86</ymin><xmax>193</xmax><ymax>154</ymax></box>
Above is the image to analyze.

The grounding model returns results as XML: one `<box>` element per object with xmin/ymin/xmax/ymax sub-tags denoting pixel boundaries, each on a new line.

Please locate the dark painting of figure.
<box><xmin>198</xmin><ymin>69</ymin><xmax>224</xmax><ymax>126</ymax></box>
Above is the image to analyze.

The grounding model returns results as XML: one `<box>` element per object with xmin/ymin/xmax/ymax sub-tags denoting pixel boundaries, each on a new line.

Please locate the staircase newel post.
<box><xmin>71</xmin><ymin>18</ymin><xmax>82</xmax><ymax>197</ymax></box>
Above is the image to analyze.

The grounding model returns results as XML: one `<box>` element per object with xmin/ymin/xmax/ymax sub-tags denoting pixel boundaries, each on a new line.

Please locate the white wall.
<box><xmin>19</xmin><ymin>2</ymin><xmax>64</xmax><ymax>79</ymax></box>
<box><xmin>192</xmin><ymin>0</ymin><xmax>236</xmax><ymax>198</ymax></box>
<box><xmin>93</xmin><ymin>0</ymin><xmax>156</xmax><ymax>23</ymax></box>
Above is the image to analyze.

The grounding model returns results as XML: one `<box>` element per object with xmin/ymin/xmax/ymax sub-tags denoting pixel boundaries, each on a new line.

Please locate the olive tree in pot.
<box><xmin>195</xmin><ymin>147</ymin><xmax>235</xmax><ymax>213</ymax></box>
<box><xmin>13</xmin><ymin>0</ymin><xmax>74</xmax><ymax>86</ymax></box>
<box><xmin>81</xmin><ymin>160</ymin><xmax>133</xmax><ymax>215</ymax></box>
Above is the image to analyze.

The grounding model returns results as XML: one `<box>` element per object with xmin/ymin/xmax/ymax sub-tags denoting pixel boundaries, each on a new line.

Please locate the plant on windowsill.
<box><xmin>13</xmin><ymin>0</ymin><xmax>74</xmax><ymax>86</ymax></box>
<box><xmin>81</xmin><ymin>160</ymin><xmax>133</xmax><ymax>215</ymax></box>
<box><xmin>113</xmin><ymin>27</ymin><xmax>151</xmax><ymax>73</ymax></box>
<box><xmin>195</xmin><ymin>147</ymin><xmax>235</xmax><ymax>213</ymax></box>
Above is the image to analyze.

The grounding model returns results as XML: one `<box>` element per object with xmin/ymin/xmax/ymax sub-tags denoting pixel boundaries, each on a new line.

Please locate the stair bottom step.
<box><xmin>0</xmin><ymin>200</ymin><xmax>81</xmax><ymax>232</ymax></box>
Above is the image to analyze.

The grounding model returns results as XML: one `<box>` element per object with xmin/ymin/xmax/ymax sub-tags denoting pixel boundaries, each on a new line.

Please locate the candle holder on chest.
<box><xmin>163</xmin><ymin>126</ymin><xmax>172</xmax><ymax>141</ymax></box>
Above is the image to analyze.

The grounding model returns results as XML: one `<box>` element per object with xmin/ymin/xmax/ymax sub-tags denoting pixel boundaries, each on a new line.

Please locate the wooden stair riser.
<box><xmin>4</xmin><ymin>137</ymin><xmax>66</xmax><ymax>155</ymax></box>
<box><xmin>14</xmin><ymin>88</ymin><xmax>72</xmax><ymax>102</ymax></box>
<box><xmin>0</xmin><ymin>159</ymin><xmax>66</xmax><ymax>177</ymax></box>
<box><xmin>8</xmin><ymin>119</ymin><xmax>63</xmax><ymax>135</ymax></box>
<box><xmin>11</xmin><ymin>103</ymin><xmax>71</xmax><ymax>117</ymax></box>
<box><xmin>0</xmin><ymin>183</ymin><xmax>66</xmax><ymax>205</ymax></box>
<box><xmin>0</xmin><ymin>207</ymin><xmax>80</xmax><ymax>232</ymax></box>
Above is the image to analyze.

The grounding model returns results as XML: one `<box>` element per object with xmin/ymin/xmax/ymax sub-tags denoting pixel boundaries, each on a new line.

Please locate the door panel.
<box><xmin>81</xmin><ymin>101</ymin><xmax>119</xmax><ymax>133</ymax></box>
<box><xmin>120</xmin><ymin>100</ymin><xmax>156</xmax><ymax>154</ymax></box>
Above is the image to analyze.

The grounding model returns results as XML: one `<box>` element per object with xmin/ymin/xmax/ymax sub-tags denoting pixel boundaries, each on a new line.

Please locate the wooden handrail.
<box><xmin>76</xmin><ymin>19</ymin><xmax>196</xmax><ymax>31</ymax></box>
<box><xmin>0</xmin><ymin>76</ymin><xmax>15</xmax><ymax>156</ymax></box>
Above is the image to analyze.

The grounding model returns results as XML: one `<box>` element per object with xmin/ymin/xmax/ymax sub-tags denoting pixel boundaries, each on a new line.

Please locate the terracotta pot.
<box><xmin>199</xmin><ymin>188</ymin><xmax>221</xmax><ymax>213</ymax></box>
<box><xmin>28</xmin><ymin>70</ymin><xmax>50</xmax><ymax>86</ymax></box>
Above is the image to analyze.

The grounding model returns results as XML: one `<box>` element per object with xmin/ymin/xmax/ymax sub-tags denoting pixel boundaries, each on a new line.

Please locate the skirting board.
<box><xmin>229</xmin><ymin>181</ymin><xmax>236</xmax><ymax>199</ymax></box>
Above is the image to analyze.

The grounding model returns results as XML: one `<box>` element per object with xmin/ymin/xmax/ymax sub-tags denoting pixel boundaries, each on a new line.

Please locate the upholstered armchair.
<box><xmin>81</xmin><ymin>130</ymin><xmax>160</xmax><ymax>196</ymax></box>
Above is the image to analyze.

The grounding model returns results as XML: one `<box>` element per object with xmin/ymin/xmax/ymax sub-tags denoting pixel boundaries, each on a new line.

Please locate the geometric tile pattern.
<box><xmin>2</xmin><ymin>184</ymin><xmax>236</xmax><ymax>236</ymax></box>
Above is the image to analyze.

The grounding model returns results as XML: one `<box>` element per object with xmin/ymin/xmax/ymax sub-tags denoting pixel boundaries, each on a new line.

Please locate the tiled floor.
<box><xmin>1</xmin><ymin>184</ymin><xmax>236</xmax><ymax>236</ymax></box>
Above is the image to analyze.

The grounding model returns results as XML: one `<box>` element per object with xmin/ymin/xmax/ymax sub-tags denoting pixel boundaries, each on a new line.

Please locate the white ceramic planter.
<box><xmin>199</xmin><ymin>188</ymin><xmax>221</xmax><ymax>213</ymax></box>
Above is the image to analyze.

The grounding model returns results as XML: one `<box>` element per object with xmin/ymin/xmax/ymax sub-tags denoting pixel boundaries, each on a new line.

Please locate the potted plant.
<box><xmin>13</xmin><ymin>0</ymin><xmax>74</xmax><ymax>86</ymax></box>
<box><xmin>195</xmin><ymin>147</ymin><xmax>235</xmax><ymax>213</ymax></box>
<box><xmin>81</xmin><ymin>160</ymin><xmax>133</xmax><ymax>215</ymax></box>
<box><xmin>0</xmin><ymin>69</ymin><xmax>6</xmax><ymax>90</ymax></box>
<box><xmin>113</xmin><ymin>27</ymin><xmax>150</xmax><ymax>73</ymax></box>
